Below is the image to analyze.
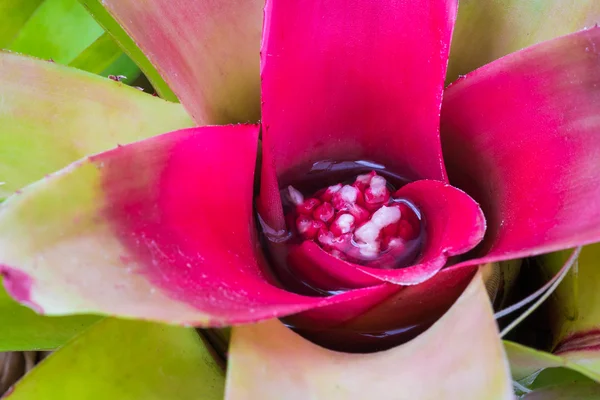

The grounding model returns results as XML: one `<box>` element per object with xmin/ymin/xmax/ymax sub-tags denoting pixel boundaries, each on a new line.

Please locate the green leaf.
<box><xmin>67</xmin><ymin>32</ymin><xmax>121</xmax><ymax>74</ymax></box>
<box><xmin>522</xmin><ymin>382</ymin><xmax>600</xmax><ymax>399</ymax></box>
<box><xmin>0</xmin><ymin>0</ymin><xmax>43</xmax><ymax>49</ymax></box>
<box><xmin>541</xmin><ymin>246</ymin><xmax>600</xmax><ymax>348</ymax></box>
<box><xmin>504</xmin><ymin>244</ymin><xmax>600</xmax><ymax>389</ymax></box>
<box><xmin>6</xmin><ymin>319</ymin><xmax>225</xmax><ymax>400</ymax></box>
<box><xmin>0</xmin><ymin>278</ymin><xmax>99</xmax><ymax>351</ymax></box>
<box><xmin>504</xmin><ymin>341</ymin><xmax>600</xmax><ymax>385</ymax></box>
<box><xmin>542</xmin><ymin>245</ymin><xmax>600</xmax><ymax>375</ymax></box>
<box><xmin>78</xmin><ymin>0</ymin><xmax>178</xmax><ymax>101</ymax></box>
<box><xmin>448</xmin><ymin>1</ymin><xmax>600</xmax><ymax>83</ymax></box>
<box><xmin>531</xmin><ymin>367</ymin><xmax>597</xmax><ymax>390</ymax></box>
<box><xmin>7</xmin><ymin>0</ymin><xmax>104</xmax><ymax>64</ymax></box>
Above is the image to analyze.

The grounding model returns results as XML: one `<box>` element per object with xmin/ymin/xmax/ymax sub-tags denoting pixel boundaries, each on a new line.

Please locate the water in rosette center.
<box><xmin>277</xmin><ymin>161</ymin><xmax>424</xmax><ymax>270</ymax></box>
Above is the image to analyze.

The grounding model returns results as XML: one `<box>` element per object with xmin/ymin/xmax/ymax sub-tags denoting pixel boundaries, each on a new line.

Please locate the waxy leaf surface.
<box><xmin>259</xmin><ymin>0</ymin><xmax>457</xmax><ymax>228</ymax></box>
<box><xmin>0</xmin><ymin>51</ymin><xmax>193</xmax><ymax>198</ymax></box>
<box><xmin>0</xmin><ymin>125</ymin><xmax>386</xmax><ymax>326</ymax></box>
<box><xmin>0</xmin><ymin>279</ymin><xmax>99</xmax><ymax>351</ymax></box>
<box><xmin>442</xmin><ymin>27</ymin><xmax>600</xmax><ymax>265</ymax></box>
<box><xmin>100</xmin><ymin>0</ymin><xmax>262</xmax><ymax>123</ymax></box>
<box><xmin>78</xmin><ymin>0</ymin><xmax>177</xmax><ymax>101</ymax></box>
<box><xmin>261</xmin><ymin>0</ymin><xmax>456</xmax><ymax>206</ymax></box>
<box><xmin>226</xmin><ymin>270</ymin><xmax>513</xmax><ymax>400</ymax></box>
<box><xmin>3</xmin><ymin>319</ymin><xmax>225</xmax><ymax>399</ymax></box>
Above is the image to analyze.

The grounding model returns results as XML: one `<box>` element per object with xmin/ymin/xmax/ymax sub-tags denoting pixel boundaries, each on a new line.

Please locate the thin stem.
<box><xmin>512</xmin><ymin>380</ymin><xmax>532</xmax><ymax>394</ymax></box>
<box><xmin>500</xmin><ymin>247</ymin><xmax>582</xmax><ymax>338</ymax></box>
<box><xmin>495</xmin><ymin>250</ymin><xmax>580</xmax><ymax>319</ymax></box>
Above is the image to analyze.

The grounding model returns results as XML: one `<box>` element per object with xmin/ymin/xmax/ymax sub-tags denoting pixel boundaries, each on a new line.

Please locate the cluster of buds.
<box><xmin>287</xmin><ymin>171</ymin><xmax>421</xmax><ymax>267</ymax></box>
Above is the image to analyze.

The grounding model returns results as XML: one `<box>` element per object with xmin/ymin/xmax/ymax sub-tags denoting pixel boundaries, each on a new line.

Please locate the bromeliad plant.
<box><xmin>2</xmin><ymin>0</ymin><xmax>600</xmax><ymax>398</ymax></box>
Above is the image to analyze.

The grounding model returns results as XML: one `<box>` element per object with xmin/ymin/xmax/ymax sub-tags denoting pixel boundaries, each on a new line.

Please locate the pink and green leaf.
<box><xmin>77</xmin><ymin>0</ymin><xmax>177</xmax><ymax>101</ymax></box>
<box><xmin>447</xmin><ymin>0</ymin><xmax>600</xmax><ymax>81</ymax></box>
<box><xmin>0</xmin><ymin>124</ymin><xmax>386</xmax><ymax>326</ymax></box>
<box><xmin>442</xmin><ymin>27</ymin><xmax>600</xmax><ymax>266</ymax></box>
<box><xmin>0</xmin><ymin>278</ymin><xmax>99</xmax><ymax>351</ymax></box>
<box><xmin>226</xmin><ymin>270</ymin><xmax>513</xmax><ymax>400</ymax></box>
<box><xmin>2</xmin><ymin>319</ymin><xmax>225</xmax><ymax>399</ymax></box>
<box><xmin>0</xmin><ymin>51</ymin><xmax>193</xmax><ymax>198</ymax></box>
<box><xmin>98</xmin><ymin>0</ymin><xmax>263</xmax><ymax>123</ymax></box>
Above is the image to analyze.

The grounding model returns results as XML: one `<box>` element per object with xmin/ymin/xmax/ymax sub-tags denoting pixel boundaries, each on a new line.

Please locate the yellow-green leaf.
<box><xmin>5</xmin><ymin>319</ymin><xmax>225</xmax><ymax>399</ymax></box>
<box><xmin>0</xmin><ymin>279</ymin><xmax>99</xmax><ymax>351</ymax></box>
<box><xmin>448</xmin><ymin>0</ymin><xmax>600</xmax><ymax>82</ymax></box>
<box><xmin>0</xmin><ymin>51</ymin><xmax>193</xmax><ymax>198</ymax></box>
